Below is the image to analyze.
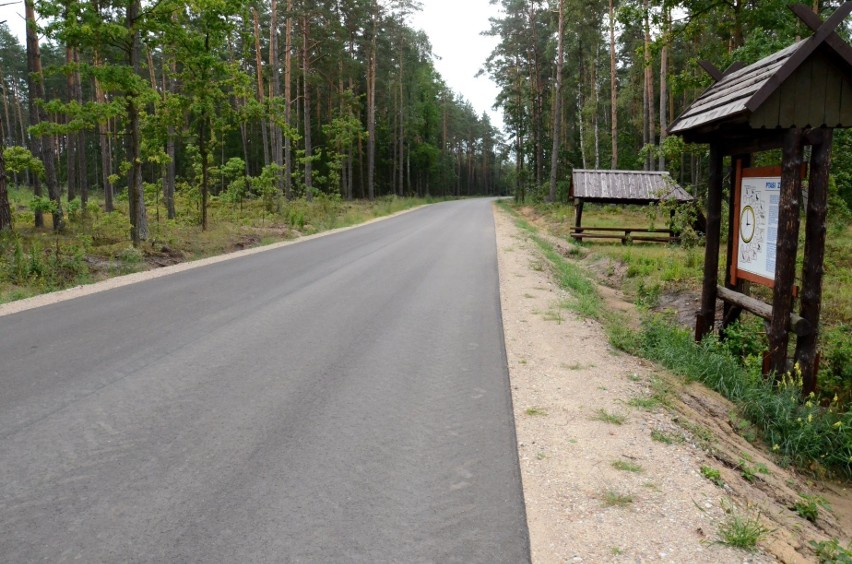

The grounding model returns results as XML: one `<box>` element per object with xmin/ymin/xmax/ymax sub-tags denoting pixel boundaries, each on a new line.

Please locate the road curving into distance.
<box><xmin>0</xmin><ymin>198</ymin><xmax>530</xmax><ymax>562</ymax></box>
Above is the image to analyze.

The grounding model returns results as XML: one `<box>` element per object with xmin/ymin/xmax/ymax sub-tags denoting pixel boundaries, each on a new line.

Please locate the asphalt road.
<box><xmin>0</xmin><ymin>199</ymin><xmax>530</xmax><ymax>562</ymax></box>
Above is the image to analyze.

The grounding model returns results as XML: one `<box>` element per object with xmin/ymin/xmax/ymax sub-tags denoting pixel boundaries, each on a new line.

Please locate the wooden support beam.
<box><xmin>573</xmin><ymin>198</ymin><xmax>584</xmax><ymax>230</ymax></box>
<box><xmin>795</xmin><ymin>128</ymin><xmax>833</xmax><ymax>395</ymax></box>
<box><xmin>722</xmin><ymin>155</ymin><xmax>750</xmax><ymax>335</ymax></box>
<box><xmin>723</xmin><ymin>62</ymin><xmax>747</xmax><ymax>75</ymax></box>
<box><xmin>789</xmin><ymin>4</ymin><xmax>852</xmax><ymax>63</ymax></box>
<box><xmin>696</xmin><ymin>143</ymin><xmax>724</xmax><ymax>341</ymax></box>
<box><xmin>717</xmin><ymin>286</ymin><xmax>812</xmax><ymax>336</ymax></box>
<box><xmin>747</xmin><ymin>2</ymin><xmax>852</xmax><ymax>113</ymax></box>
<box><xmin>767</xmin><ymin>128</ymin><xmax>804</xmax><ymax>378</ymax></box>
<box><xmin>698</xmin><ymin>60</ymin><xmax>723</xmax><ymax>81</ymax></box>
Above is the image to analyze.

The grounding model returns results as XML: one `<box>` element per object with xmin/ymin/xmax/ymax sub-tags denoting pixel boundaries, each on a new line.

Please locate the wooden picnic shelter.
<box><xmin>570</xmin><ymin>169</ymin><xmax>693</xmax><ymax>243</ymax></box>
<box><xmin>668</xmin><ymin>2</ymin><xmax>852</xmax><ymax>393</ymax></box>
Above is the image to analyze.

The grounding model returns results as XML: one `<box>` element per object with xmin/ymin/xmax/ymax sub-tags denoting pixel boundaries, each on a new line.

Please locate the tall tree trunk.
<box><xmin>578</xmin><ymin>79</ymin><xmax>587</xmax><ymax>169</ymax></box>
<box><xmin>199</xmin><ymin>114</ymin><xmax>209</xmax><ymax>231</ymax></box>
<box><xmin>0</xmin><ymin>112</ymin><xmax>11</xmax><ymax>231</ymax></box>
<box><xmin>94</xmin><ymin>48</ymin><xmax>114</xmax><ymax>212</ymax></box>
<box><xmin>609</xmin><ymin>0</ymin><xmax>618</xmax><ymax>168</ymax></box>
<box><xmin>302</xmin><ymin>15</ymin><xmax>313</xmax><ymax>201</ymax></box>
<box><xmin>65</xmin><ymin>43</ymin><xmax>78</xmax><ymax>202</ymax></box>
<box><xmin>269</xmin><ymin>0</ymin><xmax>284</xmax><ymax>198</ymax></box>
<box><xmin>76</xmin><ymin>106</ymin><xmax>88</xmax><ymax>203</ymax></box>
<box><xmin>14</xmin><ymin>85</ymin><xmax>27</xmax><ymax>153</ymax></box>
<box><xmin>283</xmin><ymin>0</ymin><xmax>293</xmax><ymax>200</ymax></box>
<box><xmin>643</xmin><ymin>0</ymin><xmax>655</xmax><ymax>171</ymax></box>
<box><xmin>162</xmin><ymin>52</ymin><xmax>176</xmax><ymax>218</ymax></box>
<box><xmin>26</xmin><ymin>0</ymin><xmax>63</xmax><ymax>231</ymax></box>
<box><xmin>593</xmin><ymin>45</ymin><xmax>600</xmax><ymax>170</ymax></box>
<box><xmin>251</xmin><ymin>7</ymin><xmax>270</xmax><ymax>168</ymax></box>
<box><xmin>397</xmin><ymin>40</ymin><xmax>404</xmax><ymax>196</ymax></box>
<box><xmin>528</xmin><ymin>2</ymin><xmax>544</xmax><ymax>188</ymax></box>
<box><xmin>73</xmin><ymin>47</ymin><xmax>87</xmax><ymax>207</ymax></box>
<box><xmin>127</xmin><ymin>0</ymin><xmax>148</xmax><ymax>245</ymax></box>
<box><xmin>0</xmin><ymin>66</ymin><xmax>12</xmax><ymax>145</ymax></box>
<box><xmin>658</xmin><ymin>7</ymin><xmax>668</xmax><ymax>171</ymax></box>
<box><xmin>548</xmin><ymin>0</ymin><xmax>565</xmax><ymax>202</ymax></box>
<box><xmin>367</xmin><ymin>0</ymin><xmax>378</xmax><ymax>200</ymax></box>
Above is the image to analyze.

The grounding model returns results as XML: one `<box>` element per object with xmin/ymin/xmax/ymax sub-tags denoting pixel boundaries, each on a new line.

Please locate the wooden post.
<box><xmin>795</xmin><ymin>128</ymin><xmax>833</xmax><ymax>395</ymax></box>
<box><xmin>696</xmin><ymin>143</ymin><xmax>724</xmax><ymax>341</ymax></box>
<box><xmin>573</xmin><ymin>198</ymin><xmax>584</xmax><ymax>231</ymax></box>
<box><xmin>767</xmin><ymin>128</ymin><xmax>803</xmax><ymax>379</ymax></box>
<box><xmin>722</xmin><ymin>155</ymin><xmax>751</xmax><ymax>334</ymax></box>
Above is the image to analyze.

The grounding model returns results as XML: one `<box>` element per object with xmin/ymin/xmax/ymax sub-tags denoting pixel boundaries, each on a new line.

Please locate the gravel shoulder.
<box><xmin>493</xmin><ymin>204</ymin><xmax>851</xmax><ymax>563</ymax></box>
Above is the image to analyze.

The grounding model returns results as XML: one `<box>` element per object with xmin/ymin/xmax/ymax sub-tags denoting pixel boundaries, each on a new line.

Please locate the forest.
<box><xmin>0</xmin><ymin>0</ymin><xmax>508</xmax><ymax>247</ymax></box>
<box><xmin>0</xmin><ymin>0</ymin><xmax>849</xmax><ymax>269</ymax></box>
<box><xmin>484</xmin><ymin>0</ymin><xmax>852</xmax><ymax>208</ymax></box>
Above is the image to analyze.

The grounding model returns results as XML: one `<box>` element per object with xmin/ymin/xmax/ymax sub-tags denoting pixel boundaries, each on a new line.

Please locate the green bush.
<box><xmin>721</xmin><ymin>317</ymin><xmax>767</xmax><ymax>361</ymax></box>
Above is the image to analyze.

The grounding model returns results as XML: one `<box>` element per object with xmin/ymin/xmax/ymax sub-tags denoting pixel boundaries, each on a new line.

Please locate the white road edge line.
<box><xmin>0</xmin><ymin>205</ymin><xmax>427</xmax><ymax>318</ymax></box>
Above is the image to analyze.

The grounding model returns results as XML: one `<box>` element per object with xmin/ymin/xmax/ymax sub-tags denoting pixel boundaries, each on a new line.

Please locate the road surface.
<box><xmin>0</xmin><ymin>199</ymin><xmax>530</xmax><ymax>562</ymax></box>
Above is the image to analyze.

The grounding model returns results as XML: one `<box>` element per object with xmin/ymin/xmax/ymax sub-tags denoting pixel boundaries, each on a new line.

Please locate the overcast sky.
<box><xmin>0</xmin><ymin>0</ymin><xmax>504</xmax><ymax>130</ymax></box>
<box><xmin>409</xmin><ymin>0</ymin><xmax>504</xmax><ymax>132</ymax></box>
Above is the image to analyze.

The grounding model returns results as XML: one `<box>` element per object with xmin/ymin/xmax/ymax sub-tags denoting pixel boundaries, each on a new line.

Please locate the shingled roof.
<box><xmin>669</xmin><ymin>3</ymin><xmax>852</xmax><ymax>142</ymax></box>
<box><xmin>669</xmin><ymin>41</ymin><xmax>804</xmax><ymax>135</ymax></box>
<box><xmin>571</xmin><ymin>170</ymin><xmax>693</xmax><ymax>203</ymax></box>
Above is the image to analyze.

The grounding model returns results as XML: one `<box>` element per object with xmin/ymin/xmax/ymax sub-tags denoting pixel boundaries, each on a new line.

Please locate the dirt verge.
<box><xmin>494</xmin><ymin>204</ymin><xmax>851</xmax><ymax>563</ymax></box>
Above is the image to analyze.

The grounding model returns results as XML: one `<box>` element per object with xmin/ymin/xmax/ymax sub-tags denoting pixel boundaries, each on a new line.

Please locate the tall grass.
<box><xmin>639</xmin><ymin>316</ymin><xmax>852</xmax><ymax>476</ymax></box>
<box><xmin>1</xmin><ymin>190</ymin><xmax>438</xmax><ymax>304</ymax></box>
<box><xmin>501</xmin><ymin>201</ymin><xmax>852</xmax><ymax>477</ymax></box>
<box><xmin>512</xmin><ymin>211</ymin><xmax>602</xmax><ymax>319</ymax></box>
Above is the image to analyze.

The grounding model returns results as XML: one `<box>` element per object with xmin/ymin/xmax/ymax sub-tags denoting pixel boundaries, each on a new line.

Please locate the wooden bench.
<box><xmin>570</xmin><ymin>227</ymin><xmax>678</xmax><ymax>244</ymax></box>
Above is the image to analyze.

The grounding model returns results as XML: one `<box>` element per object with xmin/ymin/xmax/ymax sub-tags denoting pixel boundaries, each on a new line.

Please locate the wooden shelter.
<box><xmin>570</xmin><ymin>170</ymin><xmax>693</xmax><ymax>242</ymax></box>
<box><xmin>668</xmin><ymin>2</ymin><xmax>852</xmax><ymax>393</ymax></box>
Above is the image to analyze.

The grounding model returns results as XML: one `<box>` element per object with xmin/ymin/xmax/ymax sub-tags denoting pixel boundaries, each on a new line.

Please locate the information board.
<box><xmin>733</xmin><ymin>168</ymin><xmax>782</xmax><ymax>287</ymax></box>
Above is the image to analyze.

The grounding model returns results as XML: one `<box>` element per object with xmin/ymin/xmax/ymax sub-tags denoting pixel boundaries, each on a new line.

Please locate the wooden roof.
<box><xmin>669</xmin><ymin>3</ymin><xmax>852</xmax><ymax>143</ymax></box>
<box><xmin>571</xmin><ymin>170</ymin><xmax>693</xmax><ymax>202</ymax></box>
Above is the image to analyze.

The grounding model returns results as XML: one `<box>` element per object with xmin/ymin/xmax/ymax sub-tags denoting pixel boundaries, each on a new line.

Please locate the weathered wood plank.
<box><xmin>808</xmin><ymin>55</ymin><xmax>829</xmax><ymax>127</ymax></box>
<box><xmin>824</xmin><ymin>57</ymin><xmax>842</xmax><ymax>126</ymax></box>
<box><xmin>570</xmin><ymin>233</ymin><xmax>625</xmax><ymax>239</ymax></box>
<box><xmin>794</xmin><ymin>59</ymin><xmax>814</xmax><ymax>126</ymax></box>
<box><xmin>571</xmin><ymin>170</ymin><xmax>691</xmax><ymax>201</ymax></box>
<box><xmin>778</xmin><ymin>79</ymin><xmax>798</xmax><ymax>127</ymax></box>
<box><xmin>571</xmin><ymin>226</ymin><xmax>675</xmax><ymax>234</ymax></box>
<box><xmin>839</xmin><ymin>67</ymin><xmax>852</xmax><ymax>126</ymax></box>
<box><xmin>791</xmin><ymin>4</ymin><xmax>852</xmax><ymax>62</ymax></box>
<box><xmin>716</xmin><ymin>286</ymin><xmax>812</xmax><ymax>336</ymax></box>
<box><xmin>750</xmin><ymin>91</ymin><xmax>781</xmax><ymax>128</ymax></box>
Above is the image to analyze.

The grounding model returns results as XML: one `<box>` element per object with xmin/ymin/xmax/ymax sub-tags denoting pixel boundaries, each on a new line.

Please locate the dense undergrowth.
<box><xmin>0</xmin><ymin>186</ymin><xmax>438</xmax><ymax>304</ymax></box>
<box><xmin>500</xmin><ymin>201</ymin><xmax>852</xmax><ymax>478</ymax></box>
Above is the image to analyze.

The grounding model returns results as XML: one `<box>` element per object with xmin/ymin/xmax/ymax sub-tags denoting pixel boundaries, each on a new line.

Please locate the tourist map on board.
<box><xmin>737</xmin><ymin>175</ymin><xmax>781</xmax><ymax>283</ymax></box>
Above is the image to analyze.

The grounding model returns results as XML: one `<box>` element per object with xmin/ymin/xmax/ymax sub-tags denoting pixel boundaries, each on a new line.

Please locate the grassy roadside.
<box><xmin>515</xmin><ymin>201</ymin><xmax>851</xmax><ymax>407</ymax></box>
<box><xmin>0</xmin><ymin>189</ymin><xmax>439</xmax><ymax>304</ymax></box>
<box><xmin>498</xmin><ymin>201</ymin><xmax>852</xmax><ymax>478</ymax></box>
